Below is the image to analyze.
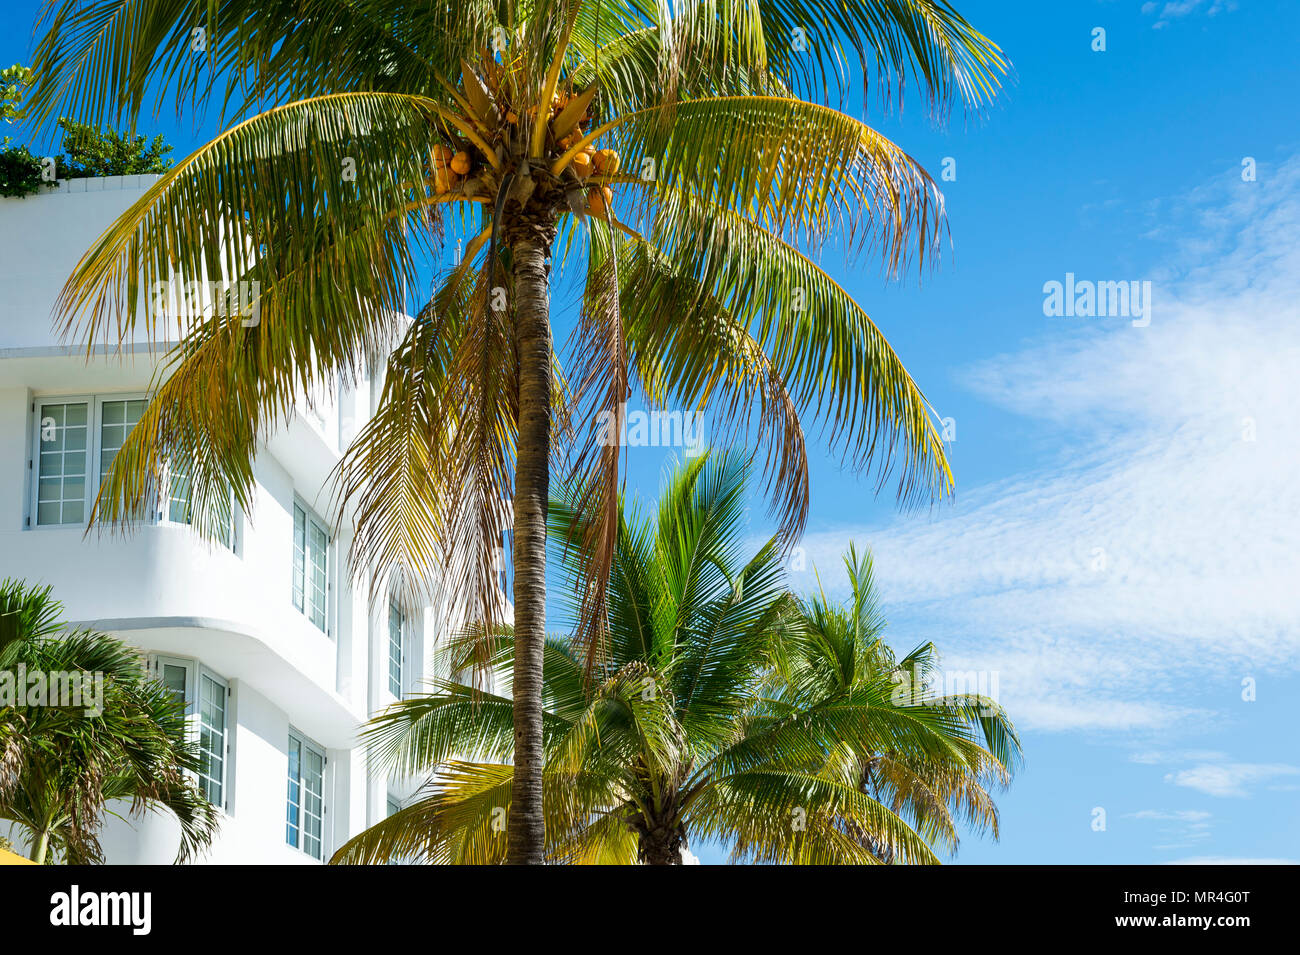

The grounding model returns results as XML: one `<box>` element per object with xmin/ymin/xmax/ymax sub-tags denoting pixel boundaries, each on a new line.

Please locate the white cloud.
<box><xmin>793</xmin><ymin>156</ymin><xmax>1300</xmax><ymax>733</ymax></box>
<box><xmin>1164</xmin><ymin>762</ymin><xmax>1300</xmax><ymax>798</ymax></box>
<box><xmin>1143</xmin><ymin>0</ymin><xmax>1238</xmax><ymax>29</ymax></box>
<box><xmin>1129</xmin><ymin>750</ymin><xmax>1227</xmax><ymax>765</ymax></box>
<box><xmin>1125</xmin><ymin>809</ymin><xmax>1212</xmax><ymax>850</ymax></box>
<box><xmin>1126</xmin><ymin>809</ymin><xmax>1211</xmax><ymax>822</ymax></box>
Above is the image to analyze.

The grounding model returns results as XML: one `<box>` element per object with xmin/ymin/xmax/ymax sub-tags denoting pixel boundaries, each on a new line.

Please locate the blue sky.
<box><xmin>5</xmin><ymin>0</ymin><xmax>1298</xmax><ymax>864</ymax></box>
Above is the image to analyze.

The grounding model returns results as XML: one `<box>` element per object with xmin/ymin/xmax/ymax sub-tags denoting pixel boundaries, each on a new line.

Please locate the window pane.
<box><xmin>168</xmin><ymin>461</ymin><xmax>234</xmax><ymax>549</ymax></box>
<box><xmin>308</xmin><ymin>520</ymin><xmax>327</xmax><ymax>631</ymax></box>
<box><xmin>302</xmin><ymin>747</ymin><xmax>323</xmax><ymax>860</ymax></box>
<box><xmin>161</xmin><ymin>663</ymin><xmax>189</xmax><ymax>707</ymax></box>
<box><xmin>36</xmin><ymin>402</ymin><xmax>89</xmax><ymax>525</ymax></box>
<box><xmin>168</xmin><ymin>462</ymin><xmax>192</xmax><ymax>525</ymax></box>
<box><xmin>197</xmin><ymin>674</ymin><xmax>225</xmax><ymax>805</ymax></box>
<box><xmin>388</xmin><ymin>600</ymin><xmax>403</xmax><ymax>696</ymax></box>
<box><xmin>99</xmin><ymin>399</ymin><xmax>145</xmax><ymax>484</ymax></box>
<box><xmin>286</xmin><ymin>734</ymin><xmax>324</xmax><ymax>860</ymax></box>
<box><xmin>286</xmin><ymin>736</ymin><xmax>301</xmax><ymax>849</ymax></box>
<box><xmin>292</xmin><ymin>504</ymin><xmax>329</xmax><ymax>633</ymax></box>
<box><xmin>292</xmin><ymin>505</ymin><xmax>306</xmax><ymax>613</ymax></box>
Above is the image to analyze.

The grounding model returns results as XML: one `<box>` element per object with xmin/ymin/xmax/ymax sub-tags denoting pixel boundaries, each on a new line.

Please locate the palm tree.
<box><xmin>0</xmin><ymin>579</ymin><xmax>218</xmax><ymax>864</ymax></box>
<box><xmin>329</xmin><ymin>453</ymin><xmax>1017</xmax><ymax>864</ymax></box>
<box><xmin>27</xmin><ymin>0</ymin><xmax>1005</xmax><ymax>863</ymax></box>
<box><xmin>776</xmin><ymin>544</ymin><xmax>1020</xmax><ymax>861</ymax></box>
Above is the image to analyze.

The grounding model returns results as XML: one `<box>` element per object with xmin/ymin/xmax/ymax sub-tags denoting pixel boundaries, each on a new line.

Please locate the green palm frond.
<box><xmin>335</xmin><ymin>257</ymin><xmax>515</xmax><ymax>626</ymax></box>
<box><xmin>690</xmin><ymin>766</ymin><xmax>939</xmax><ymax>865</ymax></box>
<box><xmin>27</xmin><ymin>0</ymin><xmax>493</xmax><ymax>127</ymax></box>
<box><xmin>745</xmin><ymin>0</ymin><xmax>1007</xmax><ymax>112</ymax></box>
<box><xmin>58</xmin><ymin>91</ymin><xmax>442</xmax><ymax>352</ymax></box>
<box><xmin>617</xmin><ymin>235</ymin><xmax>814</xmax><ymax>539</ymax></box>
<box><xmin>614</xmin><ymin>95</ymin><xmax>945</xmax><ymax>270</ymax></box>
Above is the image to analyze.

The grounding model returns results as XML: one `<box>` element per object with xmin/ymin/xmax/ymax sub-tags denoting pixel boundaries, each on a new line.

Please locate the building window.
<box><xmin>286</xmin><ymin>731</ymin><xmax>325</xmax><ymax>860</ymax></box>
<box><xmin>167</xmin><ymin>461</ymin><xmax>191</xmax><ymax>525</ymax></box>
<box><xmin>292</xmin><ymin>502</ymin><xmax>329</xmax><ymax>632</ymax></box>
<box><xmin>35</xmin><ymin>400</ymin><xmax>89</xmax><ymax>525</ymax></box>
<box><xmin>388</xmin><ymin>598</ymin><xmax>404</xmax><ymax>697</ymax></box>
<box><xmin>387</xmin><ymin>794</ymin><xmax>401</xmax><ymax>817</ymax></box>
<box><xmin>153</xmin><ymin>656</ymin><xmax>228</xmax><ymax>808</ymax></box>
<box><xmin>33</xmin><ymin>394</ymin><xmax>235</xmax><ymax>545</ymax></box>
<box><xmin>165</xmin><ymin>461</ymin><xmax>236</xmax><ymax>549</ymax></box>
<box><xmin>98</xmin><ymin>398</ymin><xmax>147</xmax><ymax>486</ymax></box>
<box><xmin>196</xmin><ymin>672</ymin><xmax>227</xmax><ymax>805</ymax></box>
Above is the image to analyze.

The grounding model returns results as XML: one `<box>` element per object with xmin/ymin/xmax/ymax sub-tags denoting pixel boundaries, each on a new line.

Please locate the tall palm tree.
<box><xmin>0</xmin><ymin>580</ymin><xmax>218</xmax><ymax>864</ymax></box>
<box><xmin>27</xmin><ymin>0</ymin><xmax>1004</xmax><ymax>862</ymax></box>
<box><xmin>329</xmin><ymin>453</ymin><xmax>1017</xmax><ymax>864</ymax></box>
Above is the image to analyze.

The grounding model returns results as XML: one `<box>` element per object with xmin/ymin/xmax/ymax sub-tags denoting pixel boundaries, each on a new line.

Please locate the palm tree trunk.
<box><xmin>507</xmin><ymin>235</ymin><xmax>552</xmax><ymax>865</ymax></box>
<box><xmin>640</xmin><ymin>826</ymin><xmax>685</xmax><ymax>865</ymax></box>
<box><xmin>31</xmin><ymin>827</ymin><xmax>50</xmax><ymax>865</ymax></box>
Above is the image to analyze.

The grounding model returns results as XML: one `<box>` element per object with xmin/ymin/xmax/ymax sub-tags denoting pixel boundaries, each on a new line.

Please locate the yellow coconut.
<box><xmin>450</xmin><ymin>151</ymin><xmax>472</xmax><ymax>175</ymax></box>
<box><xmin>587</xmin><ymin>185</ymin><xmax>614</xmax><ymax>217</ymax></box>
<box><xmin>571</xmin><ymin>151</ymin><xmax>594</xmax><ymax>178</ymax></box>
<box><xmin>433</xmin><ymin>169</ymin><xmax>451</xmax><ymax>195</ymax></box>
<box><xmin>593</xmin><ymin>149</ymin><xmax>621</xmax><ymax>176</ymax></box>
<box><xmin>432</xmin><ymin>143</ymin><xmax>454</xmax><ymax>163</ymax></box>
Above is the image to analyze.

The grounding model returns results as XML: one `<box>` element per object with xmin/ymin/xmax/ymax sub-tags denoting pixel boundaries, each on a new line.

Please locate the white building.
<box><xmin>0</xmin><ymin>175</ymin><xmax>451</xmax><ymax>863</ymax></box>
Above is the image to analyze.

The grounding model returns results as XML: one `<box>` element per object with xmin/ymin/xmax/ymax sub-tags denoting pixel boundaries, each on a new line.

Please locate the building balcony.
<box><xmin>0</xmin><ymin>520</ymin><xmax>363</xmax><ymax>749</ymax></box>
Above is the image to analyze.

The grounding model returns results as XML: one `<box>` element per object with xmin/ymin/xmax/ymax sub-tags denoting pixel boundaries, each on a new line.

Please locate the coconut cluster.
<box><xmin>430</xmin><ymin>143</ymin><xmax>472</xmax><ymax>194</ymax></box>
<box><xmin>427</xmin><ymin>62</ymin><xmax>622</xmax><ymax>221</ymax></box>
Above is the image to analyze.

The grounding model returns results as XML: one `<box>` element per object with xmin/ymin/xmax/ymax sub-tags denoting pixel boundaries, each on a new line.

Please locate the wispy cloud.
<box><xmin>1129</xmin><ymin>750</ymin><xmax>1227</xmax><ymax>765</ymax></box>
<box><xmin>1164</xmin><ymin>762</ymin><xmax>1300</xmax><ymax>798</ymax></box>
<box><xmin>793</xmin><ymin>156</ymin><xmax>1300</xmax><ymax>733</ymax></box>
<box><xmin>1142</xmin><ymin>0</ymin><xmax>1238</xmax><ymax>30</ymax></box>
<box><xmin>1125</xmin><ymin>809</ymin><xmax>1213</xmax><ymax>850</ymax></box>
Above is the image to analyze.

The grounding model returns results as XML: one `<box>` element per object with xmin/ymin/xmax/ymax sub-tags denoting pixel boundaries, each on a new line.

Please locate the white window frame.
<box><xmin>30</xmin><ymin>393</ymin><xmax>95</xmax><ymax>528</ymax></box>
<box><xmin>150</xmin><ymin>654</ymin><xmax>231</xmax><ymax>811</ymax></box>
<box><xmin>29</xmin><ymin>392</ymin><xmax>239</xmax><ymax>549</ymax></box>
<box><xmin>286</xmin><ymin>729</ymin><xmax>327</xmax><ymax>861</ymax></box>
<box><xmin>387</xmin><ymin>597</ymin><xmax>405</xmax><ymax>698</ymax></box>
<box><xmin>94</xmin><ymin>393</ymin><xmax>150</xmax><ymax>492</ymax></box>
<box><xmin>293</xmin><ymin>498</ymin><xmax>332</xmax><ymax>635</ymax></box>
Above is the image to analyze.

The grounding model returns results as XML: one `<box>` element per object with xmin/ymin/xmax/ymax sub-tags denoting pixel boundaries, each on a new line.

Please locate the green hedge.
<box><xmin>1</xmin><ymin>118</ymin><xmax>173</xmax><ymax>198</ymax></box>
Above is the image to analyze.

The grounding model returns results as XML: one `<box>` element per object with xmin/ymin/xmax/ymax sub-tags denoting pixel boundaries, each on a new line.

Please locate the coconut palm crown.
<box><xmin>330</xmin><ymin>453</ymin><xmax>1018</xmax><ymax>864</ymax></box>
<box><xmin>27</xmin><ymin>0</ymin><xmax>1005</xmax><ymax>862</ymax></box>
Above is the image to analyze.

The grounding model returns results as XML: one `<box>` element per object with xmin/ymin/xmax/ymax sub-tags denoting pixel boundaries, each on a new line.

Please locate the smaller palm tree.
<box><xmin>776</xmin><ymin>545</ymin><xmax>1020</xmax><ymax>862</ymax></box>
<box><xmin>0</xmin><ymin>580</ymin><xmax>218</xmax><ymax>864</ymax></box>
<box><xmin>332</xmin><ymin>453</ymin><xmax>1018</xmax><ymax>864</ymax></box>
